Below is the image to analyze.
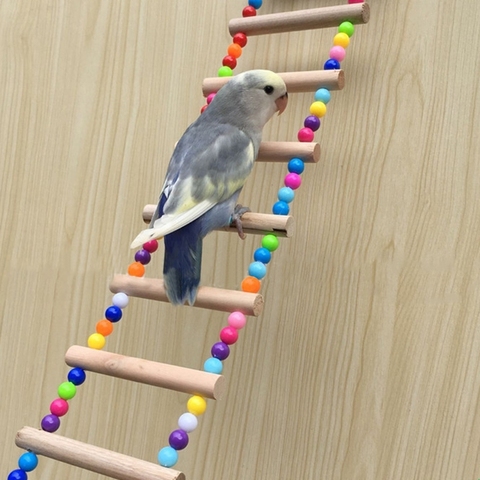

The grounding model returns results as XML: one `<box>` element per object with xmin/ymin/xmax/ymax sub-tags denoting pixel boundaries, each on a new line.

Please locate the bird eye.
<box><xmin>264</xmin><ymin>85</ymin><xmax>274</xmax><ymax>95</ymax></box>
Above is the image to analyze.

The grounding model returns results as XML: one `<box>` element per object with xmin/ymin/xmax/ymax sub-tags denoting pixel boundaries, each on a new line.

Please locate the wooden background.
<box><xmin>1</xmin><ymin>0</ymin><xmax>480</xmax><ymax>478</ymax></box>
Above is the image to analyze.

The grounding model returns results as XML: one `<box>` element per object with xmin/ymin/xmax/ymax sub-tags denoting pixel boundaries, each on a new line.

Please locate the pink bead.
<box><xmin>284</xmin><ymin>173</ymin><xmax>302</xmax><ymax>190</ymax></box>
<box><xmin>348</xmin><ymin>0</ymin><xmax>363</xmax><ymax>3</ymax></box>
<box><xmin>143</xmin><ymin>239</ymin><xmax>159</xmax><ymax>253</ymax></box>
<box><xmin>50</xmin><ymin>398</ymin><xmax>69</xmax><ymax>417</ymax></box>
<box><xmin>206</xmin><ymin>93</ymin><xmax>216</xmax><ymax>104</ymax></box>
<box><xmin>297</xmin><ymin>127</ymin><xmax>314</xmax><ymax>142</ymax></box>
<box><xmin>220</xmin><ymin>326</ymin><xmax>239</xmax><ymax>345</ymax></box>
<box><xmin>329</xmin><ymin>46</ymin><xmax>346</xmax><ymax>62</ymax></box>
<box><xmin>228</xmin><ymin>311</ymin><xmax>247</xmax><ymax>329</ymax></box>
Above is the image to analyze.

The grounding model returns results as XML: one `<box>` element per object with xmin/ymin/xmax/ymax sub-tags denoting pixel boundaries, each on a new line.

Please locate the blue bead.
<box><xmin>204</xmin><ymin>357</ymin><xmax>223</xmax><ymax>374</ymax></box>
<box><xmin>8</xmin><ymin>470</ymin><xmax>27</xmax><ymax>480</ymax></box>
<box><xmin>248</xmin><ymin>261</ymin><xmax>267</xmax><ymax>279</ymax></box>
<box><xmin>158</xmin><ymin>446</ymin><xmax>179</xmax><ymax>468</ymax></box>
<box><xmin>272</xmin><ymin>201</ymin><xmax>290</xmax><ymax>215</ymax></box>
<box><xmin>248</xmin><ymin>0</ymin><xmax>262</xmax><ymax>8</ymax></box>
<box><xmin>314</xmin><ymin>88</ymin><xmax>331</xmax><ymax>104</ymax></box>
<box><xmin>68</xmin><ymin>367</ymin><xmax>86</xmax><ymax>386</ymax></box>
<box><xmin>18</xmin><ymin>452</ymin><xmax>38</xmax><ymax>472</ymax></box>
<box><xmin>324</xmin><ymin>58</ymin><xmax>340</xmax><ymax>70</ymax></box>
<box><xmin>288</xmin><ymin>158</ymin><xmax>305</xmax><ymax>174</ymax></box>
<box><xmin>278</xmin><ymin>187</ymin><xmax>295</xmax><ymax>203</ymax></box>
<box><xmin>254</xmin><ymin>247</ymin><xmax>271</xmax><ymax>264</ymax></box>
<box><xmin>105</xmin><ymin>305</ymin><xmax>122</xmax><ymax>322</ymax></box>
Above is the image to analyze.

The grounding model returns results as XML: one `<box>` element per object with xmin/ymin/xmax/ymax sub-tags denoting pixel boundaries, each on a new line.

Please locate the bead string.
<box><xmin>7</xmin><ymin>0</ymin><xmax>358</xmax><ymax>477</ymax></box>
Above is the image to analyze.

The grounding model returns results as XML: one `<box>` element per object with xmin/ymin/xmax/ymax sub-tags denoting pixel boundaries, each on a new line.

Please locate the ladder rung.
<box><xmin>256</xmin><ymin>141</ymin><xmax>320</xmax><ymax>163</ymax></box>
<box><xmin>110</xmin><ymin>275</ymin><xmax>264</xmax><ymax>316</ymax></box>
<box><xmin>141</xmin><ymin>209</ymin><xmax>295</xmax><ymax>238</ymax></box>
<box><xmin>65</xmin><ymin>345</ymin><xmax>225</xmax><ymax>400</ymax></box>
<box><xmin>202</xmin><ymin>69</ymin><xmax>344</xmax><ymax>96</ymax></box>
<box><xmin>15</xmin><ymin>427</ymin><xmax>185</xmax><ymax>480</ymax></box>
<box><xmin>229</xmin><ymin>3</ymin><xmax>370</xmax><ymax>36</ymax></box>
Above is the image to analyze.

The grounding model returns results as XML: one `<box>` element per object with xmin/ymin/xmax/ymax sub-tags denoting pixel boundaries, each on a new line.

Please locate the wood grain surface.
<box><xmin>1</xmin><ymin>1</ymin><xmax>480</xmax><ymax>478</ymax></box>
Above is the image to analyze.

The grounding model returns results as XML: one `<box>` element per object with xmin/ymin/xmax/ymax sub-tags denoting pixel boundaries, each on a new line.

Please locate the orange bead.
<box><xmin>227</xmin><ymin>43</ymin><xmax>242</xmax><ymax>59</ymax></box>
<box><xmin>128</xmin><ymin>261</ymin><xmax>145</xmax><ymax>277</ymax></box>
<box><xmin>96</xmin><ymin>319</ymin><xmax>114</xmax><ymax>336</ymax></box>
<box><xmin>241</xmin><ymin>276</ymin><xmax>261</xmax><ymax>293</ymax></box>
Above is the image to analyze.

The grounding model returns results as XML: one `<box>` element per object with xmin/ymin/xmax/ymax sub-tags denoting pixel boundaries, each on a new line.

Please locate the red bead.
<box><xmin>233</xmin><ymin>32</ymin><xmax>248</xmax><ymax>47</ymax></box>
<box><xmin>242</xmin><ymin>6</ymin><xmax>257</xmax><ymax>17</ymax></box>
<box><xmin>222</xmin><ymin>55</ymin><xmax>237</xmax><ymax>69</ymax></box>
<box><xmin>201</xmin><ymin>104</ymin><xmax>208</xmax><ymax>113</ymax></box>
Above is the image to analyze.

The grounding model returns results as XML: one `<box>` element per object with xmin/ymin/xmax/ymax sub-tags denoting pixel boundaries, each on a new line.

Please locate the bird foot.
<box><xmin>231</xmin><ymin>204</ymin><xmax>251</xmax><ymax>240</ymax></box>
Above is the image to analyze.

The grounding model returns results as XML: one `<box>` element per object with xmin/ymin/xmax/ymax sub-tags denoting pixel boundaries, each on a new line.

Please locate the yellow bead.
<box><xmin>309</xmin><ymin>101</ymin><xmax>327</xmax><ymax>118</ymax></box>
<box><xmin>187</xmin><ymin>395</ymin><xmax>207</xmax><ymax>415</ymax></box>
<box><xmin>333</xmin><ymin>32</ymin><xmax>350</xmax><ymax>48</ymax></box>
<box><xmin>88</xmin><ymin>333</ymin><xmax>106</xmax><ymax>349</ymax></box>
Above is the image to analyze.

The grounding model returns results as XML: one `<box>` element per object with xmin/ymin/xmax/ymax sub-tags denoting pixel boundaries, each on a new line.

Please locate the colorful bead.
<box><xmin>310</xmin><ymin>101</ymin><xmax>327</xmax><ymax>118</ymax></box>
<box><xmin>211</xmin><ymin>341</ymin><xmax>230</xmax><ymax>360</ymax></box>
<box><xmin>329</xmin><ymin>45</ymin><xmax>346</xmax><ymax>62</ymax></box>
<box><xmin>218</xmin><ymin>65</ymin><xmax>233</xmax><ymax>77</ymax></box>
<box><xmin>206</xmin><ymin>93</ymin><xmax>216</xmax><ymax>104</ymax></box>
<box><xmin>241</xmin><ymin>275</ymin><xmax>261</xmax><ymax>293</ymax></box>
<box><xmin>227</xmin><ymin>43</ymin><xmax>242</xmax><ymax>58</ymax></box>
<box><xmin>220</xmin><ymin>326</ymin><xmax>239</xmax><ymax>345</ymax></box>
<box><xmin>50</xmin><ymin>398</ymin><xmax>69</xmax><ymax>416</ymax></box>
<box><xmin>253</xmin><ymin>247</ymin><xmax>271</xmax><ymax>264</ymax></box>
<box><xmin>178</xmin><ymin>412</ymin><xmax>198</xmax><ymax>432</ymax></box>
<box><xmin>284</xmin><ymin>173</ymin><xmax>302</xmax><ymax>190</ymax></box>
<box><xmin>41</xmin><ymin>413</ymin><xmax>60</xmax><ymax>432</ymax></box>
<box><xmin>58</xmin><ymin>381</ymin><xmax>77</xmax><ymax>400</ymax></box>
<box><xmin>248</xmin><ymin>0</ymin><xmax>262</xmax><ymax>8</ymax></box>
<box><xmin>187</xmin><ymin>395</ymin><xmax>207</xmax><ymax>415</ymax></box>
<box><xmin>222</xmin><ymin>55</ymin><xmax>237</xmax><ymax>69</ymax></box>
<box><xmin>248</xmin><ymin>261</ymin><xmax>267</xmax><ymax>279</ymax></box>
<box><xmin>105</xmin><ymin>305</ymin><xmax>122</xmax><ymax>322</ymax></box>
<box><xmin>297</xmin><ymin>127</ymin><xmax>314</xmax><ymax>142</ymax></box>
<box><xmin>242</xmin><ymin>6</ymin><xmax>257</xmax><ymax>16</ymax></box>
<box><xmin>204</xmin><ymin>357</ymin><xmax>223</xmax><ymax>374</ymax></box>
<box><xmin>128</xmin><ymin>261</ymin><xmax>145</xmax><ymax>277</ymax></box>
<box><xmin>142</xmin><ymin>239</ymin><xmax>158</xmax><ymax>253</ymax></box>
<box><xmin>134</xmin><ymin>249</ymin><xmax>151</xmax><ymax>265</ymax></box>
<box><xmin>112</xmin><ymin>292</ymin><xmax>129</xmax><ymax>308</ymax></box>
<box><xmin>333</xmin><ymin>32</ymin><xmax>350</xmax><ymax>48</ymax></box>
<box><xmin>314</xmin><ymin>88</ymin><xmax>331</xmax><ymax>104</ymax></box>
<box><xmin>228</xmin><ymin>311</ymin><xmax>247</xmax><ymax>329</ymax></box>
<box><xmin>169</xmin><ymin>429</ymin><xmax>189</xmax><ymax>450</ymax></box>
<box><xmin>272</xmin><ymin>200</ymin><xmax>289</xmax><ymax>215</ymax></box>
<box><xmin>68</xmin><ymin>367</ymin><xmax>86</xmax><ymax>386</ymax></box>
<box><xmin>158</xmin><ymin>446</ymin><xmax>178</xmax><ymax>468</ymax></box>
<box><xmin>233</xmin><ymin>32</ymin><xmax>247</xmax><ymax>47</ymax></box>
<box><xmin>18</xmin><ymin>452</ymin><xmax>38</xmax><ymax>471</ymax></box>
<box><xmin>278</xmin><ymin>187</ymin><xmax>295</xmax><ymax>203</ymax></box>
<box><xmin>304</xmin><ymin>115</ymin><xmax>320</xmax><ymax>131</ymax></box>
<box><xmin>201</xmin><ymin>105</ymin><xmax>208</xmax><ymax>113</ymax></box>
<box><xmin>7</xmin><ymin>470</ymin><xmax>27</xmax><ymax>480</ymax></box>
<box><xmin>96</xmin><ymin>319</ymin><xmax>114</xmax><ymax>336</ymax></box>
<box><xmin>348</xmin><ymin>0</ymin><xmax>364</xmax><ymax>3</ymax></box>
<box><xmin>88</xmin><ymin>332</ymin><xmax>106</xmax><ymax>349</ymax></box>
<box><xmin>288</xmin><ymin>158</ymin><xmax>305</xmax><ymax>174</ymax></box>
<box><xmin>338</xmin><ymin>21</ymin><xmax>355</xmax><ymax>37</ymax></box>
<box><xmin>324</xmin><ymin>58</ymin><xmax>340</xmax><ymax>70</ymax></box>
<box><xmin>262</xmin><ymin>234</ymin><xmax>279</xmax><ymax>251</ymax></box>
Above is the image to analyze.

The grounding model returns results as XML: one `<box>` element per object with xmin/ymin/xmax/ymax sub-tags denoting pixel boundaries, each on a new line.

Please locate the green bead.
<box><xmin>218</xmin><ymin>66</ymin><xmax>233</xmax><ymax>77</ymax></box>
<box><xmin>58</xmin><ymin>381</ymin><xmax>77</xmax><ymax>400</ymax></box>
<box><xmin>262</xmin><ymin>234</ymin><xmax>279</xmax><ymax>252</ymax></box>
<box><xmin>338</xmin><ymin>21</ymin><xmax>354</xmax><ymax>37</ymax></box>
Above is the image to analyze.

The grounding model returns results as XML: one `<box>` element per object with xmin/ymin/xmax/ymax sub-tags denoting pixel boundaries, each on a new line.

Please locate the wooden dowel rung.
<box><xmin>65</xmin><ymin>345</ymin><xmax>225</xmax><ymax>400</ymax></box>
<box><xmin>202</xmin><ymin>70</ymin><xmax>344</xmax><ymax>96</ymax></box>
<box><xmin>257</xmin><ymin>141</ymin><xmax>320</xmax><ymax>163</ymax></box>
<box><xmin>229</xmin><ymin>3</ymin><xmax>370</xmax><ymax>36</ymax></box>
<box><xmin>141</xmin><ymin>209</ymin><xmax>295</xmax><ymax>238</ymax></box>
<box><xmin>110</xmin><ymin>275</ymin><xmax>264</xmax><ymax>316</ymax></box>
<box><xmin>15</xmin><ymin>427</ymin><xmax>185</xmax><ymax>480</ymax></box>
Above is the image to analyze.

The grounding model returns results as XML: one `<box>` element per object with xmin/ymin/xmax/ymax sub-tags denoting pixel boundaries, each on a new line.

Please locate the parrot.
<box><xmin>130</xmin><ymin>69</ymin><xmax>288</xmax><ymax>306</ymax></box>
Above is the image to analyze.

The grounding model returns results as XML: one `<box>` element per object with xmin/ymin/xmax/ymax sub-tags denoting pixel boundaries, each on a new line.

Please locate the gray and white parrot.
<box><xmin>131</xmin><ymin>69</ymin><xmax>288</xmax><ymax>305</ymax></box>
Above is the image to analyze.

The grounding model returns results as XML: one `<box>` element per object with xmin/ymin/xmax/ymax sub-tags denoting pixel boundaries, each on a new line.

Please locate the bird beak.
<box><xmin>275</xmin><ymin>92</ymin><xmax>288</xmax><ymax>115</ymax></box>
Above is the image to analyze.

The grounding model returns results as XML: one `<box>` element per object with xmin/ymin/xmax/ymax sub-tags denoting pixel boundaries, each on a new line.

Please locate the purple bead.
<box><xmin>169</xmin><ymin>429</ymin><xmax>189</xmax><ymax>450</ymax></box>
<box><xmin>134</xmin><ymin>249</ymin><xmax>151</xmax><ymax>265</ymax></box>
<box><xmin>304</xmin><ymin>115</ymin><xmax>320</xmax><ymax>132</ymax></box>
<box><xmin>41</xmin><ymin>413</ymin><xmax>60</xmax><ymax>432</ymax></box>
<box><xmin>211</xmin><ymin>341</ymin><xmax>230</xmax><ymax>360</ymax></box>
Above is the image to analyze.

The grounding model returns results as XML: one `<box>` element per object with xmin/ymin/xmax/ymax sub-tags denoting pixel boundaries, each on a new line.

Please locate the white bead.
<box><xmin>178</xmin><ymin>412</ymin><xmax>198</xmax><ymax>432</ymax></box>
<box><xmin>112</xmin><ymin>292</ymin><xmax>129</xmax><ymax>309</ymax></box>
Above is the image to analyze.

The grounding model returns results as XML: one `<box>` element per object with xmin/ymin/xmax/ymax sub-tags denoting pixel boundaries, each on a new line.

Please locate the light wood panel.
<box><xmin>1</xmin><ymin>0</ymin><xmax>480</xmax><ymax>479</ymax></box>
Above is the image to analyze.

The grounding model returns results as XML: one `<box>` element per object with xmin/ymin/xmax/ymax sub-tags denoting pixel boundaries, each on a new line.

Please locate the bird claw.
<box><xmin>231</xmin><ymin>204</ymin><xmax>251</xmax><ymax>240</ymax></box>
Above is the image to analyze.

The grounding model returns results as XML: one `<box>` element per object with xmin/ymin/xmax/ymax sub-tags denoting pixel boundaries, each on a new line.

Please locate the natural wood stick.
<box><xmin>202</xmin><ymin>70</ymin><xmax>344</xmax><ymax>96</ymax></box>
<box><xmin>65</xmin><ymin>345</ymin><xmax>225</xmax><ymax>400</ymax></box>
<box><xmin>257</xmin><ymin>141</ymin><xmax>320</xmax><ymax>163</ymax></box>
<box><xmin>15</xmin><ymin>427</ymin><xmax>184</xmax><ymax>480</ymax></box>
<box><xmin>110</xmin><ymin>275</ymin><xmax>264</xmax><ymax>316</ymax></box>
<box><xmin>141</xmin><ymin>209</ymin><xmax>295</xmax><ymax>238</ymax></box>
<box><xmin>229</xmin><ymin>3</ymin><xmax>370</xmax><ymax>36</ymax></box>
